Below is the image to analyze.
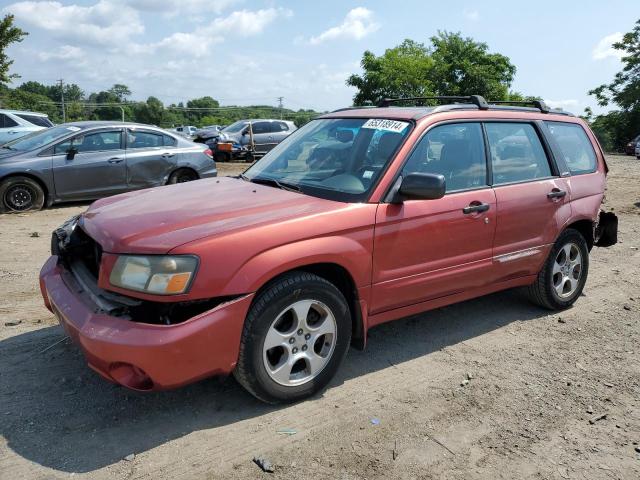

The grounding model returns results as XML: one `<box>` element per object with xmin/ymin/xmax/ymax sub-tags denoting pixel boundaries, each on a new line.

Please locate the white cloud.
<box><xmin>124</xmin><ymin>0</ymin><xmax>239</xmax><ymax>17</ymax></box>
<box><xmin>4</xmin><ymin>1</ymin><xmax>144</xmax><ymax>45</ymax></box>
<box><xmin>593</xmin><ymin>32</ymin><xmax>624</xmax><ymax>60</ymax></box>
<box><xmin>131</xmin><ymin>7</ymin><xmax>289</xmax><ymax>57</ymax></box>
<box><xmin>544</xmin><ymin>99</ymin><xmax>579</xmax><ymax>109</ymax></box>
<box><xmin>37</xmin><ymin>45</ymin><xmax>84</xmax><ymax>61</ymax></box>
<box><xmin>309</xmin><ymin>7</ymin><xmax>379</xmax><ymax>45</ymax></box>
<box><xmin>463</xmin><ymin>8</ymin><xmax>479</xmax><ymax>21</ymax></box>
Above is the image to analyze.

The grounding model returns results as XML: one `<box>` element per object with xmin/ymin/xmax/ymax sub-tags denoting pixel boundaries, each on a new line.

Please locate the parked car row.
<box><xmin>195</xmin><ymin>119</ymin><xmax>297</xmax><ymax>162</ymax></box>
<box><xmin>0</xmin><ymin>121</ymin><xmax>216</xmax><ymax>212</ymax></box>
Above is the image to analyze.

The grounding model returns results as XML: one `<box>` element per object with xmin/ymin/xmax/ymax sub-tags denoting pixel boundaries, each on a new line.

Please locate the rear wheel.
<box><xmin>167</xmin><ymin>168</ymin><xmax>198</xmax><ymax>184</ymax></box>
<box><xmin>0</xmin><ymin>176</ymin><xmax>45</xmax><ymax>213</ymax></box>
<box><xmin>525</xmin><ymin>228</ymin><xmax>589</xmax><ymax>310</ymax></box>
<box><xmin>234</xmin><ymin>271</ymin><xmax>351</xmax><ymax>403</ymax></box>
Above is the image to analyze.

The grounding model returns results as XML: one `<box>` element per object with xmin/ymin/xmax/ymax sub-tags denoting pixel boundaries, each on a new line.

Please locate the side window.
<box><xmin>275</xmin><ymin>121</ymin><xmax>289</xmax><ymax>132</ymax></box>
<box><xmin>485</xmin><ymin>123</ymin><xmax>552</xmax><ymax>184</ymax></box>
<box><xmin>402</xmin><ymin>122</ymin><xmax>487</xmax><ymax>192</ymax></box>
<box><xmin>127</xmin><ymin>130</ymin><xmax>164</xmax><ymax>149</ymax></box>
<box><xmin>0</xmin><ymin>113</ymin><xmax>18</xmax><ymax>128</ymax></box>
<box><xmin>55</xmin><ymin>130</ymin><xmax>122</xmax><ymax>154</ymax></box>
<box><xmin>545</xmin><ymin>121</ymin><xmax>597</xmax><ymax>175</ymax></box>
<box><xmin>251</xmin><ymin>122</ymin><xmax>270</xmax><ymax>134</ymax></box>
<box><xmin>163</xmin><ymin>134</ymin><xmax>177</xmax><ymax>147</ymax></box>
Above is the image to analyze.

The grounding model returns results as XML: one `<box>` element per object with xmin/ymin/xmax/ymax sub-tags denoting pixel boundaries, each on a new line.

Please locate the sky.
<box><xmin>2</xmin><ymin>0</ymin><xmax>638</xmax><ymax>114</ymax></box>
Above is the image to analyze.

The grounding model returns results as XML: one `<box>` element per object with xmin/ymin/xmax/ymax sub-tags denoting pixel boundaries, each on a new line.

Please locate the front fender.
<box><xmin>221</xmin><ymin>235</ymin><xmax>373</xmax><ymax>295</ymax></box>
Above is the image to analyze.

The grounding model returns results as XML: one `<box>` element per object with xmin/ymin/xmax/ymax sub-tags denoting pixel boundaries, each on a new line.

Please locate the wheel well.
<box><xmin>260</xmin><ymin>263</ymin><xmax>365</xmax><ymax>350</ymax></box>
<box><xmin>565</xmin><ymin>219</ymin><xmax>594</xmax><ymax>250</ymax></box>
<box><xmin>0</xmin><ymin>172</ymin><xmax>49</xmax><ymax>202</ymax></box>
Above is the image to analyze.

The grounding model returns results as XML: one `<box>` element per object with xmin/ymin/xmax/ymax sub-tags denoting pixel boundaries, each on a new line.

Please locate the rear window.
<box><xmin>16</xmin><ymin>114</ymin><xmax>53</xmax><ymax>128</ymax></box>
<box><xmin>0</xmin><ymin>113</ymin><xmax>18</xmax><ymax>128</ymax></box>
<box><xmin>545</xmin><ymin>122</ymin><xmax>597</xmax><ymax>175</ymax></box>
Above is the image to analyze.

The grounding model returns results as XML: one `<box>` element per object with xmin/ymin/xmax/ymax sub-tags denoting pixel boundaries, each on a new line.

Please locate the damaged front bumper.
<box><xmin>39</xmin><ymin>255</ymin><xmax>254</xmax><ymax>391</ymax></box>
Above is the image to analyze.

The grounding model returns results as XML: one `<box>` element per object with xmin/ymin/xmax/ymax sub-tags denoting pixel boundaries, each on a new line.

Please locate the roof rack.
<box><xmin>378</xmin><ymin>95</ymin><xmax>489</xmax><ymax>110</ymax></box>
<box><xmin>489</xmin><ymin>99</ymin><xmax>550</xmax><ymax>114</ymax></box>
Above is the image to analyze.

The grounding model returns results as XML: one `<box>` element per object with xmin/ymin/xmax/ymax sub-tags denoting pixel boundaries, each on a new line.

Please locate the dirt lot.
<box><xmin>0</xmin><ymin>157</ymin><xmax>638</xmax><ymax>479</ymax></box>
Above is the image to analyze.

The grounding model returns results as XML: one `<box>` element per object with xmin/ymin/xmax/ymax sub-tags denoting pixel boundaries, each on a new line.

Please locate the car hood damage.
<box><xmin>80</xmin><ymin>177</ymin><xmax>346</xmax><ymax>254</ymax></box>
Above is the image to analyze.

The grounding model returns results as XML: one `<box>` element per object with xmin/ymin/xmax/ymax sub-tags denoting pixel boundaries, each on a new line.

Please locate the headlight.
<box><xmin>109</xmin><ymin>255</ymin><xmax>198</xmax><ymax>295</ymax></box>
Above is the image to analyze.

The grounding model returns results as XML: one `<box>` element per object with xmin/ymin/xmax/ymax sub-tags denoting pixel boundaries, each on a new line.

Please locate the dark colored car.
<box><xmin>625</xmin><ymin>135</ymin><xmax>640</xmax><ymax>155</ymax></box>
<box><xmin>40</xmin><ymin>96</ymin><xmax>617</xmax><ymax>403</ymax></box>
<box><xmin>0</xmin><ymin>121</ymin><xmax>217</xmax><ymax>212</ymax></box>
<box><xmin>200</xmin><ymin>119</ymin><xmax>297</xmax><ymax>162</ymax></box>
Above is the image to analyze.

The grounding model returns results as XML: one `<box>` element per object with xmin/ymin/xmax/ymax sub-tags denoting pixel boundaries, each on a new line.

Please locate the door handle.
<box><xmin>108</xmin><ymin>157</ymin><xmax>123</xmax><ymax>164</ymax></box>
<box><xmin>462</xmin><ymin>202</ymin><xmax>490</xmax><ymax>214</ymax></box>
<box><xmin>162</xmin><ymin>152</ymin><xmax>175</xmax><ymax>158</ymax></box>
<box><xmin>547</xmin><ymin>189</ymin><xmax>567</xmax><ymax>199</ymax></box>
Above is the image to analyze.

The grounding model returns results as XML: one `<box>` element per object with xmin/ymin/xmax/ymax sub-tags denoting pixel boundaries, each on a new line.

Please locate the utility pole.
<box><xmin>277</xmin><ymin>96</ymin><xmax>284</xmax><ymax>119</ymax></box>
<box><xmin>58</xmin><ymin>79</ymin><xmax>66</xmax><ymax>123</ymax></box>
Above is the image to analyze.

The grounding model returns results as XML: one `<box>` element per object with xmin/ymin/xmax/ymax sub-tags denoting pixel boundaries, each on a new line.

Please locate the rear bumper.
<box><xmin>199</xmin><ymin>165</ymin><xmax>218</xmax><ymax>178</ymax></box>
<box><xmin>39</xmin><ymin>255</ymin><xmax>253</xmax><ymax>390</ymax></box>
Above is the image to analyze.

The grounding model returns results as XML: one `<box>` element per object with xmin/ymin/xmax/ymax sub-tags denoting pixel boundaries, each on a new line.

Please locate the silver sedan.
<box><xmin>0</xmin><ymin>121</ymin><xmax>217</xmax><ymax>212</ymax></box>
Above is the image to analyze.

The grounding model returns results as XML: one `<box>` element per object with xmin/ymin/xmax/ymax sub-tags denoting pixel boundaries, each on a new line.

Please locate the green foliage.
<box><xmin>588</xmin><ymin>19</ymin><xmax>640</xmax><ymax>151</ymax></box>
<box><xmin>347</xmin><ymin>33</ymin><xmax>516</xmax><ymax>105</ymax></box>
<box><xmin>0</xmin><ymin>14</ymin><xmax>27</xmax><ymax>87</ymax></box>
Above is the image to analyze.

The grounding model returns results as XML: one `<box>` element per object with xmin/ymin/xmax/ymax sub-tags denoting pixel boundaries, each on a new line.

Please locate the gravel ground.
<box><xmin>0</xmin><ymin>156</ymin><xmax>638</xmax><ymax>480</ymax></box>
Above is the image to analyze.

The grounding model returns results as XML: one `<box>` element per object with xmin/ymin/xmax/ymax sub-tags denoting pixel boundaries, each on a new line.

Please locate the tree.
<box><xmin>588</xmin><ymin>19</ymin><xmax>640</xmax><ymax>151</ymax></box>
<box><xmin>109</xmin><ymin>84</ymin><xmax>131</xmax><ymax>102</ymax></box>
<box><xmin>0</xmin><ymin>14</ymin><xmax>27</xmax><ymax>87</ymax></box>
<box><xmin>347</xmin><ymin>33</ymin><xmax>516</xmax><ymax>105</ymax></box>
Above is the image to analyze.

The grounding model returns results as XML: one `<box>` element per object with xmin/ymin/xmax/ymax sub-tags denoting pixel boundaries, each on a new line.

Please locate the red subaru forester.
<box><xmin>40</xmin><ymin>96</ymin><xmax>617</xmax><ymax>403</ymax></box>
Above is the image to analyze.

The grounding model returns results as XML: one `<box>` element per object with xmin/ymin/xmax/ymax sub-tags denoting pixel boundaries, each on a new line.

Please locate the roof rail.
<box><xmin>489</xmin><ymin>99</ymin><xmax>550</xmax><ymax>114</ymax></box>
<box><xmin>378</xmin><ymin>95</ymin><xmax>489</xmax><ymax>110</ymax></box>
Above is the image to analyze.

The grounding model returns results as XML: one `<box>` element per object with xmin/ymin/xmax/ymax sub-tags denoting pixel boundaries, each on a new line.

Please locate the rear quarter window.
<box><xmin>545</xmin><ymin>122</ymin><xmax>597</xmax><ymax>175</ymax></box>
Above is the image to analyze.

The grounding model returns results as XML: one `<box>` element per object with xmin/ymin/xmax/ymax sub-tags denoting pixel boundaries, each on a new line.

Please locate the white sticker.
<box><xmin>66</xmin><ymin>126</ymin><xmax>81</xmax><ymax>132</ymax></box>
<box><xmin>361</xmin><ymin>119</ymin><xmax>409</xmax><ymax>133</ymax></box>
<box><xmin>362</xmin><ymin>170</ymin><xmax>374</xmax><ymax>179</ymax></box>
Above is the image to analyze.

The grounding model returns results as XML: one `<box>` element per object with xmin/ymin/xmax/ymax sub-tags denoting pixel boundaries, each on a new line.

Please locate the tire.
<box><xmin>244</xmin><ymin>152</ymin><xmax>255</xmax><ymax>164</ymax></box>
<box><xmin>524</xmin><ymin>228</ymin><xmax>589</xmax><ymax>310</ymax></box>
<box><xmin>167</xmin><ymin>168</ymin><xmax>198</xmax><ymax>184</ymax></box>
<box><xmin>234</xmin><ymin>271</ymin><xmax>351</xmax><ymax>404</ymax></box>
<box><xmin>215</xmin><ymin>152</ymin><xmax>230</xmax><ymax>163</ymax></box>
<box><xmin>0</xmin><ymin>176</ymin><xmax>45</xmax><ymax>213</ymax></box>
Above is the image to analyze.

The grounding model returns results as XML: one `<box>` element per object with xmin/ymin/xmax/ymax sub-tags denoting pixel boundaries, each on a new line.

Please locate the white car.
<box><xmin>170</xmin><ymin>125</ymin><xmax>198</xmax><ymax>138</ymax></box>
<box><xmin>0</xmin><ymin>109</ymin><xmax>53</xmax><ymax>144</ymax></box>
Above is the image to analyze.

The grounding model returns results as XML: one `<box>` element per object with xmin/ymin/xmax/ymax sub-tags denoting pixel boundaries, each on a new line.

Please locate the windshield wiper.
<box><xmin>249</xmin><ymin>176</ymin><xmax>301</xmax><ymax>192</ymax></box>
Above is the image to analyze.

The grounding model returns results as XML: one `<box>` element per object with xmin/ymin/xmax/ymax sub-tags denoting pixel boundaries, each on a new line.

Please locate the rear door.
<box><xmin>125</xmin><ymin>129</ymin><xmax>178</xmax><ymax>189</ymax></box>
<box><xmin>251</xmin><ymin>121</ymin><xmax>276</xmax><ymax>155</ymax></box>
<box><xmin>371</xmin><ymin>122</ymin><xmax>497</xmax><ymax>314</ymax></box>
<box><xmin>486</xmin><ymin>121</ymin><xmax>572</xmax><ymax>281</ymax></box>
<box><xmin>51</xmin><ymin>128</ymin><xmax>127</xmax><ymax>199</ymax></box>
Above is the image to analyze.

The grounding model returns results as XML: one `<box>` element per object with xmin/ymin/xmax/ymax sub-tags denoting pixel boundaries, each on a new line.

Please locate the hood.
<box><xmin>80</xmin><ymin>177</ymin><xmax>345</xmax><ymax>254</ymax></box>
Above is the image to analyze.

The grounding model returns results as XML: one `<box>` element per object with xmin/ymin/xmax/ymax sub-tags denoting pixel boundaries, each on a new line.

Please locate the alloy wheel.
<box><xmin>552</xmin><ymin>243</ymin><xmax>583</xmax><ymax>298</ymax></box>
<box><xmin>262</xmin><ymin>299</ymin><xmax>337</xmax><ymax>387</ymax></box>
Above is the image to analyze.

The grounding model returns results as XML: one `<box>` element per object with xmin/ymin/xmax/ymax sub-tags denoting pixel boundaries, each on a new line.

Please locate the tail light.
<box><xmin>204</xmin><ymin>148</ymin><xmax>214</xmax><ymax>159</ymax></box>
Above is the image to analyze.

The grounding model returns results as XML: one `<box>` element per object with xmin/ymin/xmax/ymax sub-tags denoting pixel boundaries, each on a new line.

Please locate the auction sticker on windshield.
<box><xmin>362</xmin><ymin>119</ymin><xmax>409</xmax><ymax>133</ymax></box>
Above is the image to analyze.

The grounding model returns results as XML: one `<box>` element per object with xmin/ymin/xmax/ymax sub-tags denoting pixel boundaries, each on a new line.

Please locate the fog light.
<box><xmin>109</xmin><ymin>362</ymin><xmax>154</xmax><ymax>391</ymax></box>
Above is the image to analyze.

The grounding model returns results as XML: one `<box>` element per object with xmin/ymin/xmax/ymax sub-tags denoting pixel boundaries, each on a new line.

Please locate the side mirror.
<box><xmin>394</xmin><ymin>173</ymin><xmax>446</xmax><ymax>202</ymax></box>
<box><xmin>242</xmin><ymin>129</ymin><xmax>249</xmax><ymax>136</ymax></box>
<box><xmin>66</xmin><ymin>147</ymin><xmax>78</xmax><ymax>160</ymax></box>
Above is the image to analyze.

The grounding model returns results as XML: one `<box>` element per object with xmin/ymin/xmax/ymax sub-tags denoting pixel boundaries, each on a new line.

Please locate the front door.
<box><xmin>52</xmin><ymin>129</ymin><xmax>127</xmax><ymax>199</ymax></box>
<box><xmin>371</xmin><ymin>122</ymin><xmax>497</xmax><ymax>314</ymax></box>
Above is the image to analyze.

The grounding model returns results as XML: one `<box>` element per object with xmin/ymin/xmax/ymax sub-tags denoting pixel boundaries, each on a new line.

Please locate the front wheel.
<box><xmin>234</xmin><ymin>272</ymin><xmax>351</xmax><ymax>403</ymax></box>
<box><xmin>0</xmin><ymin>176</ymin><xmax>45</xmax><ymax>213</ymax></box>
<box><xmin>524</xmin><ymin>228</ymin><xmax>589</xmax><ymax>310</ymax></box>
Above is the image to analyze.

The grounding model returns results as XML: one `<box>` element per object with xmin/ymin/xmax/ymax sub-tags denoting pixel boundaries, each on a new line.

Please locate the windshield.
<box><xmin>244</xmin><ymin>118</ymin><xmax>412</xmax><ymax>202</ymax></box>
<box><xmin>2</xmin><ymin>125</ymin><xmax>78</xmax><ymax>152</ymax></box>
<box><xmin>222</xmin><ymin>120</ymin><xmax>248</xmax><ymax>133</ymax></box>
